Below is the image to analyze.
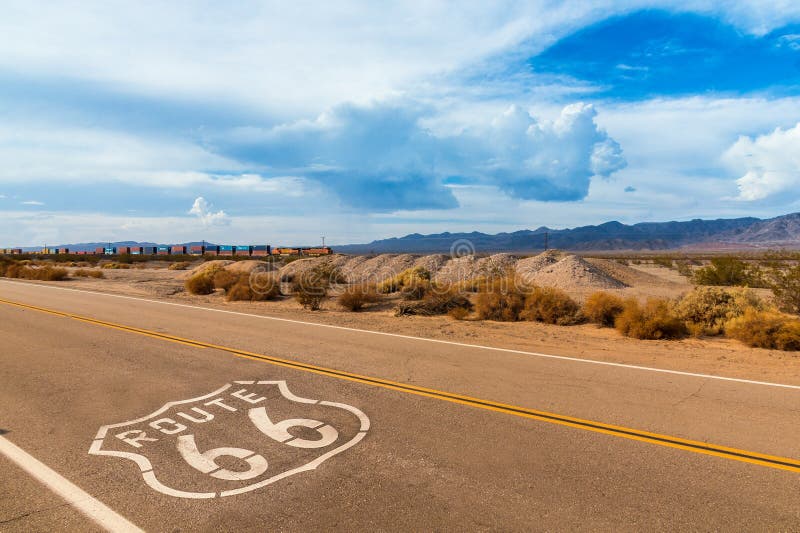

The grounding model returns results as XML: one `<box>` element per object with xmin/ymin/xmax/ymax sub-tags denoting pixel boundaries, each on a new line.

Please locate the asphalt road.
<box><xmin>1</xmin><ymin>279</ymin><xmax>799</xmax><ymax>531</ymax></box>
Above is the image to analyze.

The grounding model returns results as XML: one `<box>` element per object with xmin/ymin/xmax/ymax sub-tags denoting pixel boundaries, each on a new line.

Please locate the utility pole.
<box><xmin>544</xmin><ymin>232</ymin><xmax>549</xmax><ymax>251</ymax></box>
<box><xmin>322</xmin><ymin>236</ymin><xmax>325</xmax><ymax>247</ymax></box>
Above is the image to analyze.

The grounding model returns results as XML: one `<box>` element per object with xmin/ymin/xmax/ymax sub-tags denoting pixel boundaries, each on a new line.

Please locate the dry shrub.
<box><xmin>293</xmin><ymin>267</ymin><xmax>330</xmax><ymax>310</ymax></box>
<box><xmin>725</xmin><ymin>309</ymin><xmax>800</xmax><ymax>351</ymax></box>
<box><xmin>1</xmin><ymin>265</ymin><xmax>68</xmax><ymax>281</ymax></box>
<box><xmin>474</xmin><ymin>277</ymin><xmax>526</xmax><ymax>321</ymax></box>
<box><xmin>101</xmin><ymin>262</ymin><xmax>131</xmax><ymax>269</ymax></box>
<box><xmin>615</xmin><ymin>298</ymin><xmax>688</xmax><ymax>340</ymax></box>
<box><xmin>378</xmin><ymin>267</ymin><xmax>431</xmax><ymax>294</ymax></box>
<box><xmin>74</xmin><ymin>269</ymin><xmax>104</xmax><ymax>279</ymax></box>
<box><xmin>227</xmin><ymin>272</ymin><xmax>281</xmax><ymax>302</ymax></box>
<box><xmin>212</xmin><ymin>269</ymin><xmax>239</xmax><ymax>291</ymax></box>
<box><xmin>395</xmin><ymin>286</ymin><xmax>471</xmax><ymax>316</ymax></box>
<box><xmin>676</xmin><ymin>287</ymin><xmax>763</xmax><ymax>336</ymax></box>
<box><xmin>521</xmin><ymin>287</ymin><xmax>582</xmax><ymax>325</ymax></box>
<box><xmin>168</xmin><ymin>262</ymin><xmax>190</xmax><ymax>270</ymax></box>
<box><xmin>583</xmin><ymin>292</ymin><xmax>625</xmax><ymax>327</ymax></box>
<box><xmin>185</xmin><ymin>272</ymin><xmax>215</xmax><ymax>295</ymax></box>
<box><xmin>448</xmin><ymin>306</ymin><xmax>470</xmax><ymax>320</ymax></box>
<box><xmin>338</xmin><ymin>284</ymin><xmax>381</xmax><ymax>311</ymax></box>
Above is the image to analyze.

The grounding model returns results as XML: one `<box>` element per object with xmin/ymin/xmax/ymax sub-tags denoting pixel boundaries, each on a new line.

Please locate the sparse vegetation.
<box><xmin>338</xmin><ymin>284</ymin><xmax>381</xmax><ymax>311</ymax></box>
<box><xmin>725</xmin><ymin>309</ymin><xmax>800</xmax><ymax>351</ymax></box>
<box><xmin>101</xmin><ymin>262</ymin><xmax>132</xmax><ymax>270</ymax></box>
<box><xmin>0</xmin><ymin>264</ymin><xmax>69</xmax><ymax>281</ymax></box>
<box><xmin>74</xmin><ymin>268</ymin><xmax>105</xmax><ymax>278</ymax></box>
<box><xmin>293</xmin><ymin>266</ymin><xmax>331</xmax><ymax>310</ymax></box>
<box><xmin>168</xmin><ymin>262</ymin><xmax>190</xmax><ymax>270</ymax></box>
<box><xmin>395</xmin><ymin>285</ymin><xmax>471</xmax><ymax>316</ymax></box>
<box><xmin>583</xmin><ymin>292</ymin><xmax>625</xmax><ymax>327</ymax></box>
<box><xmin>378</xmin><ymin>267</ymin><xmax>431</xmax><ymax>293</ymax></box>
<box><xmin>615</xmin><ymin>298</ymin><xmax>688</xmax><ymax>340</ymax></box>
<box><xmin>227</xmin><ymin>272</ymin><xmax>281</xmax><ymax>301</ymax></box>
<box><xmin>521</xmin><ymin>286</ymin><xmax>582</xmax><ymax>325</ymax></box>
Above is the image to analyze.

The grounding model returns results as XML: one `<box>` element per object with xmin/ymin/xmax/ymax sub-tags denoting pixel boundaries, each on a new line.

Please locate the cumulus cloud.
<box><xmin>723</xmin><ymin>123</ymin><xmax>800</xmax><ymax>201</ymax></box>
<box><xmin>188</xmin><ymin>197</ymin><xmax>230</xmax><ymax>227</ymax></box>
<box><xmin>211</xmin><ymin>100</ymin><xmax>625</xmax><ymax>209</ymax></box>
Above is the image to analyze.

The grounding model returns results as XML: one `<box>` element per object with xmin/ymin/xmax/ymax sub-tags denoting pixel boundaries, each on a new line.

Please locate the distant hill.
<box><xmin>335</xmin><ymin>213</ymin><xmax>800</xmax><ymax>253</ymax></box>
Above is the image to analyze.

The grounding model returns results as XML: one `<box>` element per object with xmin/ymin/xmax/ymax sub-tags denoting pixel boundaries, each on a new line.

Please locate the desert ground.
<box><xmin>17</xmin><ymin>250</ymin><xmax>798</xmax><ymax>385</ymax></box>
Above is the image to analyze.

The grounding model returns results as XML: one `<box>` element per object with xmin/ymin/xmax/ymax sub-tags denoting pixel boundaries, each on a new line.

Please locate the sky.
<box><xmin>2</xmin><ymin>1</ymin><xmax>800</xmax><ymax>246</ymax></box>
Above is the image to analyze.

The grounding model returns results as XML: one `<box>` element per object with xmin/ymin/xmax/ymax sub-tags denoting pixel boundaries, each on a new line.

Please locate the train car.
<box><xmin>235</xmin><ymin>245</ymin><xmax>253</xmax><ymax>257</ymax></box>
<box><xmin>203</xmin><ymin>246</ymin><xmax>219</xmax><ymax>256</ymax></box>
<box><xmin>104</xmin><ymin>247</ymin><xmax>117</xmax><ymax>255</ymax></box>
<box><xmin>189</xmin><ymin>245</ymin><xmax>205</xmax><ymax>256</ymax></box>
<box><xmin>11</xmin><ymin>249</ymin><xmax>23</xmax><ymax>255</ymax></box>
<box><xmin>157</xmin><ymin>246</ymin><xmax>170</xmax><ymax>256</ymax></box>
<box><xmin>272</xmin><ymin>247</ymin><xmax>300</xmax><ymax>256</ymax></box>
<box><xmin>218</xmin><ymin>245</ymin><xmax>234</xmax><ymax>256</ymax></box>
<box><xmin>304</xmin><ymin>247</ymin><xmax>333</xmax><ymax>256</ymax></box>
<box><xmin>117</xmin><ymin>246</ymin><xmax>131</xmax><ymax>254</ymax></box>
<box><xmin>251</xmin><ymin>245</ymin><xmax>271</xmax><ymax>257</ymax></box>
<box><xmin>59</xmin><ymin>248</ymin><xmax>69</xmax><ymax>255</ymax></box>
<box><xmin>171</xmin><ymin>245</ymin><xmax>187</xmax><ymax>255</ymax></box>
<box><xmin>129</xmin><ymin>246</ymin><xmax>143</xmax><ymax>255</ymax></box>
<box><xmin>95</xmin><ymin>247</ymin><xmax>104</xmax><ymax>254</ymax></box>
<box><xmin>142</xmin><ymin>246</ymin><xmax>158</xmax><ymax>255</ymax></box>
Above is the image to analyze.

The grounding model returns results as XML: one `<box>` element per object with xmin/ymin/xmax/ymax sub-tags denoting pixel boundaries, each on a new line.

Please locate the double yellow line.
<box><xmin>3</xmin><ymin>296</ymin><xmax>799</xmax><ymax>475</ymax></box>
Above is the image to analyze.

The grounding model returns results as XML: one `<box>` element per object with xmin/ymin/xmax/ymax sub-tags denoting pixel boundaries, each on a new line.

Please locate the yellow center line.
<box><xmin>2</xmin><ymin>296</ymin><xmax>799</xmax><ymax>475</ymax></box>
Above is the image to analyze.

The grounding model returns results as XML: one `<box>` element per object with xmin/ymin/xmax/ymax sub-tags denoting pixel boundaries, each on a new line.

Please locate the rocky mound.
<box><xmin>522</xmin><ymin>254</ymin><xmax>627</xmax><ymax>290</ymax></box>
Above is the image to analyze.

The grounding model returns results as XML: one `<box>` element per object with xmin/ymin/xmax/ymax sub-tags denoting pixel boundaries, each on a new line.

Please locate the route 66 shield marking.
<box><xmin>89</xmin><ymin>381</ymin><xmax>370</xmax><ymax>499</ymax></box>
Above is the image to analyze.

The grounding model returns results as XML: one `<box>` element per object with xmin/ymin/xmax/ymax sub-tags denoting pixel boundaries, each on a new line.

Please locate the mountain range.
<box><xmin>14</xmin><ymin>212</ymin><xmax>800</xmax><ymax>253</ymax></box>
<box><xmin>334</xmin><ymin>212</ymin><xmax>800</xmax><ymax>253</ymax></box>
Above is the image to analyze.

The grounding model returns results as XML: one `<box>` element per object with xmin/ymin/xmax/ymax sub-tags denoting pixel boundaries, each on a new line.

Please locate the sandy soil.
<box><xmin>15</xmin><ymin>256</ymin><xmax>797</xmax><ymax>386</ymax></box>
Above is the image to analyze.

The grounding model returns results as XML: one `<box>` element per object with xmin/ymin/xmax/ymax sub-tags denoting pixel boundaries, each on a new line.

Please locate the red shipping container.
<box><xmin>251</xmin><ymin>249</ymin><xmax>269</xmax><ymax>257</ymax></box>
<box><xmin>118</xmin><ymin>246</ymin><xmax>130</xmax><ymax>254</ymax></box>
<box><xmin>95</xmin><ymin>247</ymin><xmax>104</xmax><ymax>254</ymax></box>
<box><xmin>171</xmin><ymin>245</ymin><xmax>186</xmax><ymax>254</ymax></box>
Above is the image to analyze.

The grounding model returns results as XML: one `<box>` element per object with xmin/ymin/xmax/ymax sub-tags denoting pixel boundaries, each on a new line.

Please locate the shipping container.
<box><xmin>129</xmin><ymin>246</ymin><xmax>143</xmax><ymax>255</ymax></box>
<box><xmin>304</xmin><ymin>247</ymin><xmax>332</xmax><ymax>256</ymax></box>
<box><xmin>12</xmin><ymin>249</ymin><xmax>23</xmax><ymax>254</ymax></box>
<box><xmin>142</xmin><ymin>246</ymin><xmax>158</xmax><ymax>255</ymax></box>
<box><xmin>203</xmin><ymin>246</ymin><xmax>219</xmax><ymax>256</ymax></box>
<box><xmin>157</xmin><ymin>246</ymin><xmax>170</xmax><ymax>255</ymax></box>
<box><xmin>95</xmin><ymin>247</ymin><xmax>104</xmax><ymax>254</ymax></box>
<box><xmin>171</xmin><ymin>245</ymin><xmax>187</xmax><ymax>255</ymax></box>
<box><xmin>59</xmin><ymin>248</ymin><xmax>69</xmax><ymax>254</ymax></box>
<box><xmin>189</xmin><ymin>245</ymin><xmax>204</xmax><ymax>255</ymax></box>
<box><xmin>117</xmin><ymin>246</ymin><xmax>130</xmax><ymax>254</ymax></box>
<box><xmin>218</xmin><ymin>245</ymin><xmax>234</xmax><ymax>256</ymax></box>
<box><xmin>104</xmin><ymin>247</ymin><xmax>116</xmax><ymax>255</ymax></box>
<box><xmin>235</xmin><ymin>246</ymin><xmax>252</xmax><ymax>256</ymax></box>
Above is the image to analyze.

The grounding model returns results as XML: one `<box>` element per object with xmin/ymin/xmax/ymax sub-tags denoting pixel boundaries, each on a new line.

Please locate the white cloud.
<box><xmin>188</xmin><ymin>197</ymin><xmax>231</xmax><ymax>227</ymax></box>
<box><xmin>21</xmin><ymin>200</ymin><xmax>44</xmax><ymax>205</ymax></box>
<box><xmin>723</xmin><ymin>123</ymin><xmax>800</xmax><ymax>201</ymax></box>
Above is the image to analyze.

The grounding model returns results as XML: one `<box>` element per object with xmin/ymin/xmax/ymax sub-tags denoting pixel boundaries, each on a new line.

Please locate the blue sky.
<box><xmin>2</xmin><ymin>2</ymin><xmax>800</xmax><ymax>246</ymax></box>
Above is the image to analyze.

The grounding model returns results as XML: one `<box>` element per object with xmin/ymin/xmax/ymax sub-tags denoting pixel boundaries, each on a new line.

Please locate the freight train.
<box><xmin>2</xmin><ymin>245</ymin><xmax>333</xmax><ymax>257</ymax></box>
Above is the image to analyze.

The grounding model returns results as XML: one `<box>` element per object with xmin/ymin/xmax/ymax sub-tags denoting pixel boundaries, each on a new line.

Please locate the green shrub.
<box><xmin>615</xmin><ymin>298</ymin><xmax>688</xmax><ymax>340</ymax></box>
<box><xmin>676</xmin><ymin>287</ymin><xmax>763</xmax><ymax>336</ymax></box>
<box><xmin>693</xmin><ymin>257</ymin><xmax>760</xmax><ymax>286</ymax></box>
<box><xmin>767</xmin><ymin>264</ymin><xmax>800</xmax><ymax>316</ymax></box>
<box><xmin>583</xmin><ymin>292</ymin><xmax>625</xmax><ymax>327</ymax></box>
<box><xmin>338</xmin><ymin>284</ymin><xmax>381</xmax><ymax>311</ymax></box>
<box><xmin>725</xmin><ymin>309</ymin><xmax>800</xmax><ymax>351</ymax></box>
<box><xmin>473</xmin><ymin>277</ymin><xmax>526</xmax><ymax>321</ymax></box>
<box><xmin>521</xmin><ymin>287</ymin><xmax>582</xmax><ymax>325</ymax></box>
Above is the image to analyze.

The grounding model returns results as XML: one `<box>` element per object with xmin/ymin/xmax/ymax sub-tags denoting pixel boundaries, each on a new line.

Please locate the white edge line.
<box><xmin>2</xmin><ymin>279</ymin><xmax>800</xmax><ymax>391</ymax></box>
<box><xmin>0</xmin><ymin>435</ymin><xmax>143</xmax><ymax>532</ymax></box>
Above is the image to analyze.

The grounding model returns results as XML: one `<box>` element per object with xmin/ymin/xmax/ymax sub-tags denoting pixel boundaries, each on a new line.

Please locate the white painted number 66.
<box><xmin>177</xmin><ymin>407</ymin><xmax>339</xmax><ymax>480</ymax></box>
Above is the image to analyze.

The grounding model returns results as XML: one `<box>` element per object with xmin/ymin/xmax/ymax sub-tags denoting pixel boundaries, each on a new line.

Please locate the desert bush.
<box><xmin>675</xmin><ymin>260</ymin><xmax>693</xmax><ymax>278</ymax></box>
<box><xmin>5</xmin><ymin>265</ymin><xmax>69</xmax><ymax>281</ymax></box>
<box><xmin>227</xmin><ymin>272</ymin><xmax>281</xmax><ymax>302</ymax></box>
<box><xmin>676</xmin><ymin>287</ymin><xmax>763</xmax><ymax>336</ymax></box>
<box><xmin>338</xmin><ymin>284</ymin><xmax>381</xmax><ymax>311</ymax></box>
<box><xmin>448</xmin><ymin>306</ymin><xmax>470</xmax><ymax>320</ymax></box>
<box><xmin>74</xmin><ymin>269</ymin><xmax>105</xmax><ymax>279</ymax></box>
<box><xmin>474</xmin><ymin>277</ymin><xmax>526</xmax><ymax>321</ymax></box>
<box><xmin>725</xmin><ymin>309</ymin><xmax>800</xmax><ymax>351</ymax></box>
<box><xmin>583</xmin><ymin>292</ymin><xmax>626</xmax><ymax>327</ymax></box>
<box><xmin>101</xmin><ymin>262</ymin><xmax>132</xmax><ymax>270</ymax></box>
<box><xmin>767</xmin><ymin>264</ymin><xmax>800</xmax><ymax>316</ymax></box>
<box><xmin>693</xmin><ymin>257</ymin><xmax>761</xmax><ymax>286</ymax></box>
<box><xmin>615</xmin><ymin>298</ymin><xmax>688</xmax><ymax>340</ymax></box>
<box><xmin>185</xmin><ymin>272</ymin><xmax>215</xmax><ymax>295</ymax></box>
<box><xmin>395</xmin><ymin>286</ymin><xmax>471</xmax><ymax>316</ymax></box>
<box><xmin>521</xmin><ymin>287</ymin><xmax>582</xmax><ymax>325</ymax></box>
<box><xmin>212</xmin><ymin>269</ymin><xmax>239</xmax><ymax>291</ymax></box>
<box><xmin>653</xmin><ymin>257</ymin><xmax>673</xmax><ymax>268</ymax></box>
<box><xmin>293</xmin><ymin>267</ymin><xmax>330</xmax><ymax>310</ymax></box>
<box><xmin>378</xmin><ymin>267</ymin><xmax>431</xmax><ymax>294</ymax></box>
<box><xmin>168</xmin><ymin>262</ymin><xmax>190</xmax><ymax>270</ymax></box>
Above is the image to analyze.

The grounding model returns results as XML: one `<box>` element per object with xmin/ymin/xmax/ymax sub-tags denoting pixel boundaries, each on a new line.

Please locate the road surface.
<box><xmin>1</xmin><ymin>279</ymin><xmax>799</xmax><ymax>531</ymax></box>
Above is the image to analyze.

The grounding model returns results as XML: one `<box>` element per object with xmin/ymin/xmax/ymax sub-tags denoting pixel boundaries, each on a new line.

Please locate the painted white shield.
<box><xmin>89</xmin><ymin>380</ymin><xmax>370</xmax><ymax>499</ymax></box>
